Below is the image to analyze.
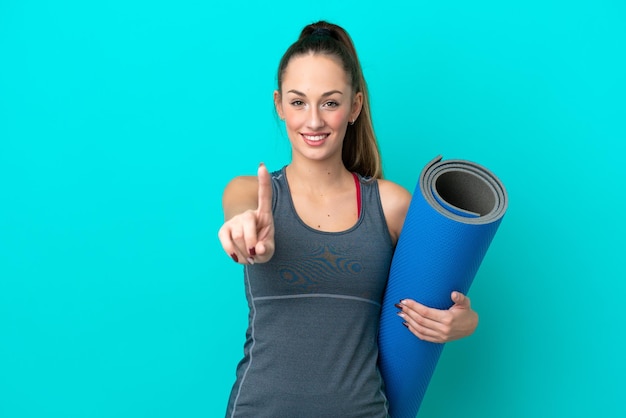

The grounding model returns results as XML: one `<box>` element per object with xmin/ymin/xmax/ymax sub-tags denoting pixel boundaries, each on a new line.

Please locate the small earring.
<box><xmin>349</xmin><ymin>120</ymin><xmax>355</xmax><ymax>125</ymax></box>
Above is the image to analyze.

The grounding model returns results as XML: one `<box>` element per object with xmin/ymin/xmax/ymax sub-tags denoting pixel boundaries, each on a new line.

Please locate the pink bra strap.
<box><xmin>352</xmin><ymin>172</ymin><xmax>362</xmax><ymax>217</ymax></box>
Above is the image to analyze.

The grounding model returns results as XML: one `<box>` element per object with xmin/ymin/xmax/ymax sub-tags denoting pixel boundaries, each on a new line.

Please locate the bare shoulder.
<box><xmin>377</xmin><ymin>179</ymin><xmax>412</xmax><ymax>244</ymax></box>
<box><xmin>224</xmin><ymin>175</ymin><xmax>258</xmax><ymax>194</ymax></box>
<box><xmin>222</xmin><ymin>175</ymin><xmax>262</xmax><ymax>219</ymax></box>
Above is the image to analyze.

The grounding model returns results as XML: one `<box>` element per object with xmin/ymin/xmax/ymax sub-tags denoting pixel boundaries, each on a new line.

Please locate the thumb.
<box><xmin>256</xmin><ymin>163</ymin><xmax>272</xmax><ymax>215</ymax></box>
<box><xmin>451</xmin><ymin>291</ymin><xmax>471</xmax><ymax>309</ymax></box>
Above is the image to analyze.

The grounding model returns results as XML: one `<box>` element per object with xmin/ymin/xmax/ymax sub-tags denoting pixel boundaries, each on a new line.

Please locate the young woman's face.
<box><xmin>274</xmin><ymin>53</ymin><xmax>362</xmax><ymax>164</ymax></box>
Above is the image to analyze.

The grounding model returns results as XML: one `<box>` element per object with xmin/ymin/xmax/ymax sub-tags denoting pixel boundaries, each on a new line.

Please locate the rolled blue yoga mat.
<box><xmin>378</xmin><ymin>156</ymin><xmax>508</xmax><ymax>418</ymax></box>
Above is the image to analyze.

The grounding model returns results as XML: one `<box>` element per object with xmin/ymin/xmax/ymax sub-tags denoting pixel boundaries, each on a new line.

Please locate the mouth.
<box><xmin>301</xmin><ymin>133</ymin><xmax>329</xmax><ymax>145</ymax></box>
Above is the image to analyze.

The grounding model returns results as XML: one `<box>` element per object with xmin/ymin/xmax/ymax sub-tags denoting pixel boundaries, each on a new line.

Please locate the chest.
<box><xmin>252</xmin><ymin>228</ymin><xmax>391</xmax><ymax>302</ymax></box>
<box><xmin>249</xmin><ymin>196</ymin><xmax>393</xmax><ymax>301</ymax></box>
<box><xmin>290</xmin><ymin>188</ymin><xmax>359</xmax><ymax>232</ymax></box>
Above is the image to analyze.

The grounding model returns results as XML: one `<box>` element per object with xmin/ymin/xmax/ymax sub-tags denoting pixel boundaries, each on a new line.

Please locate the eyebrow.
<box><xmin>286</xmin><ymin>89</ymin><xmax>344</xmax><ymax>97</ymax></box>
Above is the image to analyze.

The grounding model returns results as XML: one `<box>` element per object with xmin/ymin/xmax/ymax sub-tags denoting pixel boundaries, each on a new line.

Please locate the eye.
<box><xmin>323</xmin><ymin>101</ymin><xmax>339</xmax><ymax>108</ymax></box>
<box><xmin>290</xmin><ymin>100</ymin><xmax>305</xmax><ymax>107</ymax></box>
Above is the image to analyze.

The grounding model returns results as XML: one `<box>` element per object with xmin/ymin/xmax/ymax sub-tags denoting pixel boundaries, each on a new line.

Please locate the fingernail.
<box><xmin>397</xmin><ymin>311</ymin><xmax>405</xmax><ymax>318</ymax></box>
<box><xmin>402</xmin><ymin>321</ymin><xmax>409</xmax><ymax>328</ymax></box>
<box><xmin>394</xmin><ymin>303</ymin><xmax>403</xmax><ymax>310</ymax></box>
<box><xmin>230</xmin><ymin>253</ymin><xmax>239</xmax><ymax>263</ymax></box>
<box><xmin>246</xmin><ymin>257</ymin><xmax>255</xmax><ymax>265</ymax></box>
<box><xmin>249</xmin><ymin>247</ymin><xmax>256</xmax><ymax>256</ymax></box>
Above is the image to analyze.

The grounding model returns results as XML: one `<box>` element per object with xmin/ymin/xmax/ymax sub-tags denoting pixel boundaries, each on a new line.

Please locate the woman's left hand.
<box><xmin>396</xmin><ymin>292</ymin><xmax>478</xmax><ymax>343</ymax></box>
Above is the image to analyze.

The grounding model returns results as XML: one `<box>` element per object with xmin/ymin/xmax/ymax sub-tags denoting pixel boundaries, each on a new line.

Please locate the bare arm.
<box><xmin>377</xmin><ymin>179</ymin><xmax>411</xmax><ymax>245</ymax></box>
<box><xmin>222</xmin><ymin>175</ymin><xmax>260</xmax><ymax>221</ymax></box>
<box><xmin>218</xmin><ymin>163</ymin><xmax>275</xmax><ymax>264</ymax></box>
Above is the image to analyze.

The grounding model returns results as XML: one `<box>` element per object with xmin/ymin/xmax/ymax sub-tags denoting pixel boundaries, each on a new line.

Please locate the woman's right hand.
<box><xmin>218</xmin><ymin>163</ymin><xmax>275</xmax><ymax>265</ymax></box>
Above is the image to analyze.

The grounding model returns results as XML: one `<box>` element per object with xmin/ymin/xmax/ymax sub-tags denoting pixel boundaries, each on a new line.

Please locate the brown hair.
<box><xmin>276</xmin><ymin>21</ymin><xmax>383</xmax><ymax>179</ymax></box>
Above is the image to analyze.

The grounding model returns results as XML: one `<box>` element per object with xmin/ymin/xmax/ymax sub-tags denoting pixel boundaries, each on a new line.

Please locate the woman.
<box><xmin>218</xmin><ymin>21</ymin><xmax>478</xmax><ymax>417</ymax></box>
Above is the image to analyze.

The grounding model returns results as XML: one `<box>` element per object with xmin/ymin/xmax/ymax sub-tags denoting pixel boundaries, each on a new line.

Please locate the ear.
<box><xmin>351</xmin><ymin>92</ymin><xmax>363</xmax><ymax>123</ymax></box>
<box><xmin>274</xmin><ymin>90</ymin><xmax>284</xmax><ymax>120</ymax></box>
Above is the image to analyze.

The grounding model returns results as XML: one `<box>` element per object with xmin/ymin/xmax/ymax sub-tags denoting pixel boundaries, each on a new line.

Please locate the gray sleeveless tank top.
<box><xmin>226</xmin><ymin>166</ymin><xmax>394</xmax><ymax>418</ymax></box>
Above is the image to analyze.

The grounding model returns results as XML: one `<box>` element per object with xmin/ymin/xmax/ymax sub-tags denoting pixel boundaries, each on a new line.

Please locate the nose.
<box><xmin>307</xmin><ymin>106</ymin><xmax>325</xmax><ymax>129</ymax></box>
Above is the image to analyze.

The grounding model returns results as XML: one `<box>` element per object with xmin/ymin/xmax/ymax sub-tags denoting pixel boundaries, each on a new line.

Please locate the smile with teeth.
<box><xmin>302</xmin><ymin>133</ymin><xmax>329</xmax><ymax>142</ymax></box>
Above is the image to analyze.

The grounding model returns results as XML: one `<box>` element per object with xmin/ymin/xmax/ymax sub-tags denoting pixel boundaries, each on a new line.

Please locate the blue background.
<box><xmin>1</xmin><ymin>1</ymin><xmax>625</xmax><ymax>417</ymax></box>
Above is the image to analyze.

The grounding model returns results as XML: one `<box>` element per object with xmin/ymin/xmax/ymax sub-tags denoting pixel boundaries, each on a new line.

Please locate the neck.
<box><xmin>285</xmin><ymin>159</ymin><xmax>352</xmax><ymax>192</ymax></box>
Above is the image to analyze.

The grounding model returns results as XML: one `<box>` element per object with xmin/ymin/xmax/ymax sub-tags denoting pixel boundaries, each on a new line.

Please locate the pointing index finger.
<box><xmin>257</xmin><ymin>163</ymin><xmax>272</xmax><ymax>214</ymax></box>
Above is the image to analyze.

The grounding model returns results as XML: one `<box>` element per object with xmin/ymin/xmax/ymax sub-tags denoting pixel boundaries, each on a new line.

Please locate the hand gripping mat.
<box><xmin>378</xmin><ymin>156</ymin><xmax>508</xmax><ymax>418</ymax></box>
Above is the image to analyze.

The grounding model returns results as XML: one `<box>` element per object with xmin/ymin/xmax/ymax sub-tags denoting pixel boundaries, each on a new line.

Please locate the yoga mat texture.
<box><xmin>378</xmin><ymin>156</ymin><xmax>508</xmax><ymax>418</ymax></box>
